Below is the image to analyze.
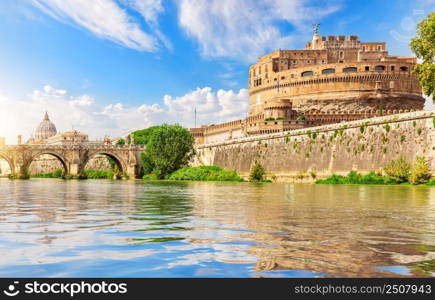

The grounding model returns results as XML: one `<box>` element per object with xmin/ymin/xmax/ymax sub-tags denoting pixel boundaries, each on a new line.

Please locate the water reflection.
<box><xmin>0</xmin><ymin>179</ymin><xmax>433</xmax><ymax>277</ymax></box>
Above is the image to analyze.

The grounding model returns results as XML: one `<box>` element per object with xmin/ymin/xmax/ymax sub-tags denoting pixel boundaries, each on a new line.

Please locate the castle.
<box><xmin>190</xmin><ymin>29</ymin><xmax>424</xmax><ymax>145</ymax></box>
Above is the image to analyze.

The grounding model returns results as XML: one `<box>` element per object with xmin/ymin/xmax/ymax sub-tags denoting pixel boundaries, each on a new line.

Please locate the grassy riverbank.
<box><xmin>30</xmin><ymin>169</ymin><xmax>114</xmax><ymax>179</ymax></box>
<box><xmin>31</xmin><ymin>169</ymin><xmax>65</xmax><ymax>178</ymax></box>
<box><xmin>144</xmin><ymin>166</ymin><xmax>244</xmax><ymax>182</ymax></box>
<box><xmin>316</xmin><ymin>171</ymin><xmax>435</xmax><ymax>186</ymax></box>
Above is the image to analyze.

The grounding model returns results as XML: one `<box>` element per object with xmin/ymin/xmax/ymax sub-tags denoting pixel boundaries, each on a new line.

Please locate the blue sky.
<box><xmin>0</xmin><ymin>0</ymin><xmax>433</xmax><ymax>142</ymax></box>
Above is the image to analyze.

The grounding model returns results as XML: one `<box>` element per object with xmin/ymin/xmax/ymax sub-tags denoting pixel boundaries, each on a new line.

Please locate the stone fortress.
<box><xmin>190</xmin><ymin>27</ymin><xmax>425</xmax><ymax>145</ymax></box>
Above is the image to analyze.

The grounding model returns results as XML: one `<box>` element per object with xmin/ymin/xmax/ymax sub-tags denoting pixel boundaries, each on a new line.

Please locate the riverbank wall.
<box><xmin>193</xmin><ymin>110</ymin><xmax>435</xmax><ymax>182</ymax></box>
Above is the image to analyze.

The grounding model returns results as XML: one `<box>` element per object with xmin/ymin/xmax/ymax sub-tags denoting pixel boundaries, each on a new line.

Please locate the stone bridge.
<box><xmin>0</xmin><ymin>144</ymin><xmax>145</xmax><ymax>179</ymax></box>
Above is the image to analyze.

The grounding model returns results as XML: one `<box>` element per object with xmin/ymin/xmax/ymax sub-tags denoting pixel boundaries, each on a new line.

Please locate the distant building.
<box><xmin>190</xmin><ymin>29</ymin><xmax>424</xmax><ymax>145</ymax></box>
<box><xmin>34</xmin><ymin>112</ymin><xmax>57</xmax><ymax>142</ymax></box>
<box><xmin>27</xmin><ymin>112</ymin><xmax>89</xmax><ymax>145</ymax></box>
<box><xmin>45</xmin><ymin>131</ymin><xmax>89</xmax><ymax>145</ymax></box>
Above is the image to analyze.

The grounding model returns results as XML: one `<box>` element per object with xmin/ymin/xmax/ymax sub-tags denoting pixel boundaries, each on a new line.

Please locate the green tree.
<box><xmin>249</xmin><ymin>161</ymin><xmax>266</xmax><ymax>181</ymax></box>
<box><xmin>115</xmin><ymin>138</ymin><xmax>125</xmax><ymax>145</ymax></box>
<box><xmin>383</xmin><ymin>156</ymin><xmax>411</xmax><ymax>183</ymax></box>
<box><xmin>141</xmin><ymin>124</ymin><xmax>195</xmax><ymax>179</ymax></box>
<box><xmin>410</xmin><ymin>12</ymin><xmax>435</xmax><ymax>101</ymax></box>
<box><xmin>409</xmin><ymin>156</ymin><xmax>432</xmax><ymax>184</ymax></box>
<box><xmin>131</xmin><ymin>126</ymin><xmax>161</xmax><ymax>145</ymax></box>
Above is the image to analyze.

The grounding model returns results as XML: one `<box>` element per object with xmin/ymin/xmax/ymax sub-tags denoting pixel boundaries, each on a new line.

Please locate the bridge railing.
<box><xmin>0</xmin><ymin>144</ymin><xmax>146</xmax><ymax>150</ymax></box>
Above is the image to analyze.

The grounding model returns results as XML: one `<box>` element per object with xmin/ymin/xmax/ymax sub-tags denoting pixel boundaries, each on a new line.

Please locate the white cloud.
<box><xmin>176</xmin><ymin>0</ymin><xmax>340</xmax><ymax>61</ymax></box>
<box><xmin>30</xmin><ymin>0</ymin><xmax>340</xmax><ymax>60</ymax></box>
<box><xmin>69</xmin><ymin>94</ymin><xmax>94</xmax><ymax>107</ymax></box>
<box><xmin>0</xmin><ymin>85</ymin><xmax>249</xmax><ymax>144</ymax></box>
<box><xmin>163</xmin><ymin>87</ymin><xmax>249</xmax><ymax>124</ymax></box>
<box><xmin>31</xmin><ymin>0</ymin><xmax>159</xmax><ymax>51</ymax></box>
<box><xmin>123</xmin><ymin>0</ymin><xmax>173</xmax><ymax>50</ymax></box>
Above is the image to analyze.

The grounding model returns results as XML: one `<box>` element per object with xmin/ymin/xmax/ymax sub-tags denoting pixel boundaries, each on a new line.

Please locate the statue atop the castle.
<box><xmin>313</xmin><ymin>23</ymin><xmax>320</xmax><ymax>35</ymax></box>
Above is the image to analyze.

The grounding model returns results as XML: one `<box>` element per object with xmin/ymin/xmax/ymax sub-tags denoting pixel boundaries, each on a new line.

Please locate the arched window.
<box><xmin>375</xmin><ymin>65</ymin><xmax>386</xmax><ymax>71</ymax></box>
<box><xmin>301</xmin><ymin>71</ymin><xmax>314</xmax><ymax>77</ymax></box>
<box><xmin>400</xmin><ymin>66</ymin><xmax>408</xmax><ymax>71</ymax></box>
<box><xmin>322</xmin><ymin>68</ymin><xmax>335</xmax><ymax>75</ymax></box>
<box><xmin>343</xmin><ymin>67</ymin><xmax>357</xmax><ymax>73</ymax></box>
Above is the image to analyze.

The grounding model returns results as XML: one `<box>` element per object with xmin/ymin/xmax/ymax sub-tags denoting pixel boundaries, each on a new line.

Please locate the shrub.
<box><xmin>409</xmin><ymin>156</ymin><xmax>432</xmax><ymax>184</ymax></box>
<box><xmin>383</xmin><ymin>156</ymin><xmax>411</xmax><ymax>183</ymax></box>
<box><xmin>249</xmin><ymin>161</ymin><xmax>266</xmax><ymax>182</ymax></box>
<box><xmin>167</xmin><ymin>166</ymin><xmax>243</xmax><ymax>182</ymax></box>
<box><xmin>31</xmin><ymin>168</ymin><xmax>65</xmax><ymax>178</ymax></box>
<box><xmin>265</xmin><ymin>117</ymin><xmax>275</xmax><ymax>121</ymax></box>
<box><xmin>142</xmin><ymin>173</ymin><xmax>159</xmax><ymax>181</ymax></box>
<box><xmin>83</xmin><ymin>170</ymin><xmax>114</xmax><ymax>179</ymax></box>
<box><xmin>316</xmin><ymin>171</ymin><xmax>395</xmax><ymax>185</ymax></box>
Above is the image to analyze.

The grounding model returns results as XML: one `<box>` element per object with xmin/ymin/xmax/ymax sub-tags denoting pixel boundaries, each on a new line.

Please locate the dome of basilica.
<box><xmin>35</xmin><ymin>112</ymin><xmax>57</xmax><ymax>141</ymax></box>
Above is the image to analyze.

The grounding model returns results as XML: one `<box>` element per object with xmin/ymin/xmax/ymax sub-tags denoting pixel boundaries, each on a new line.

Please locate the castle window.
<box><xmin>321</xmin><ymin>68</ymin><xmax>335</xmax><ymax>75</ymax></box>
<box><xmin>365</xmin><ymin>66</ymin><xmax>370</xmax><ymax>71</ymax></box>
<box><xmin>400</xmin><ymin>66</ymin><xmax>408</xmax><ymax>71</ymax></box>
<box><xmin>281</xmin><ymin>76</ymin><xmax>285</xmax><ymax>80</ymax></box>
<box><xmin>377</xmin><ymin>45</ymin><xmax>382</xmax><ymax>51</ymax></box>
<box><xmin>342</xmin><ymin>67</ymin><xmax>357</xmax><ymax>73</ymax></box>
<box><xmin>391</xmin><ymin>66</ymin><xmax>395</xmax><ymax>71</ymax></box>
<box><xmin>362</xmin><ymin>46</ymin><xmax>366</xmax><ymax>51</ymax></box>
<box><xmin>339</xmin><ymin>51</ymin><xmax>344</xmax><ymax>59</ymax></box>
<box><xmin>301</xmin><ymin>71</ymin><xmax>314</xmax><ymax>77</ymax></box>
<box><xmin>375</xmin><ymin>65</ymin><xmax>385</xmax><ymax>71</ymax></box>
<box><xmin>307</xmin><ymin>60</ymin><xmax>311</xmax><ymax>64</ymax></box>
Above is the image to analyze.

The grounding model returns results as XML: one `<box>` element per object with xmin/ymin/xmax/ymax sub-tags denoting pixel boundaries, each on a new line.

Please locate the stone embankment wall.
<box><xmin>193</xmin><ymin>110</ymin><xmax>435</xmax><ymax>182</ymax></box>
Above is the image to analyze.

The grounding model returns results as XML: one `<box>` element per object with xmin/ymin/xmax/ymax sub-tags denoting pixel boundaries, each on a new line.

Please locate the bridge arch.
<box><xmin>0</xmin><ymin>153</ymin><xmax>14</xmax><ymax>175</ymax></box>
<box><xmin>84</xmin><ymin>151</ymin><xmax>127</xmax><ymax>178</ymax></box>
<box><xmin>27</xmin><ymin>151</ymin><xmax>69</xmax><ymax>175</ymax></box>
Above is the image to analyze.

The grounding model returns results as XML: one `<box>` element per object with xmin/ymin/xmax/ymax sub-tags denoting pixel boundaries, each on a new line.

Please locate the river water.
<box><xmin>0</xmin><ymin>179</ymin><xmax>434</xmax><ymax>277</ymax></box>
